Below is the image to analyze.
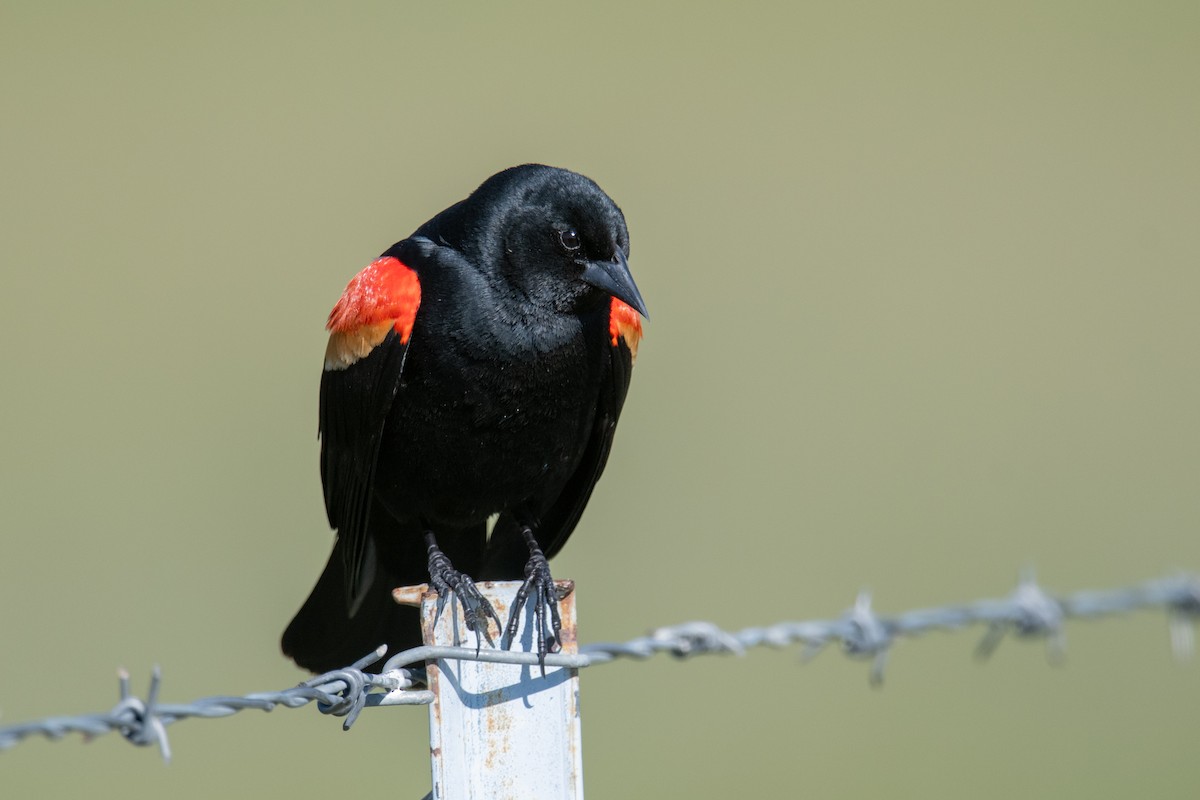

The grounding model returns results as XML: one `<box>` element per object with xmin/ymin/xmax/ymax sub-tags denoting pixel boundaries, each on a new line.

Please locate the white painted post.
<box><xmin>414</xmin><ymin>580</ymin><xmax>583</xmax><ymax>800</ymax></box>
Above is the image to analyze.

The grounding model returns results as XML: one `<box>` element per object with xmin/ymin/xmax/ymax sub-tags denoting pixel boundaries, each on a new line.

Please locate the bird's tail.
<box><xmin>282</xmin><ymin>506</ymin><xmax>488</xmax><ymax>674</ymax></box>
<box><xmin>281</xmin><ymin>531</ymin><xmax>423</xmax><ymax>674</ymax></box>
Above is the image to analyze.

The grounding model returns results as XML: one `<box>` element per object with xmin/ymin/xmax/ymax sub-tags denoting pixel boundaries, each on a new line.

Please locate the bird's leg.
<box><xmin>425</xmin><ymin>530</ymin><xmax>500</xmax><ymax>649</ymax></box>
<box><xmin>504</xmin><ymin>526</ymin><xmax>570</xmax><ymax>670</ymax></box>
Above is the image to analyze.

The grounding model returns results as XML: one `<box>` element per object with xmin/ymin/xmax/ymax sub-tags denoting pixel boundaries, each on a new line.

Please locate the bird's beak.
<box><xmin>581</xmin><ymin>248</ymin><xmax>649</xmax><ymax>319</ymax></box>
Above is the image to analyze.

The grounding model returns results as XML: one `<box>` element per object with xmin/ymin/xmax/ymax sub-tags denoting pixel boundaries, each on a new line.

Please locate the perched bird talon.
<box><xmin>504</xmin><ymin>528</ymin><xmax>567</xmax><ymax>670</ymax></box>
<box><xmin>282</xmin><ymin>165</ymin><xmax>646</xmax><ymax>674</ymax></box>
<box><xmin>427</xmin><ymin>539</ymin><xmax>500</xmax><ymax>649</ymax></box>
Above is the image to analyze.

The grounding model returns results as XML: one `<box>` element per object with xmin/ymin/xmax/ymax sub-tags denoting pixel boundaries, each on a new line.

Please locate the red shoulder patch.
<box><xmin>324</xmin><ymin>256</ymin><xmax>422</xmax><ymax>370</ymax></box>
<box><xmin>608</xmin><ymin>297</ymin><xmax>643</xmax><ymax>362</ymax></box>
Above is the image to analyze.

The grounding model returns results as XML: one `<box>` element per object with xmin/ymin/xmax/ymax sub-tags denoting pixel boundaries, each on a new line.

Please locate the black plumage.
<box><xmin>282</xmin><ymin>165</ymin><xmax>646</xmax><ymax>673</ymax></box>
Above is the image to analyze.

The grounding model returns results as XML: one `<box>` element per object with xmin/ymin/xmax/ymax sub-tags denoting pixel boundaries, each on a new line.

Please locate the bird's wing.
<box><xmin>486</xmin><ymin>298</ymin><xmax>642</xmax><ymax>573</ymax></box>
<box><xmin>319</xmin><ymin>254</ymin><xmax>422</xmax><ymax>615</ymax></box>
<box><xmin>539</xmin><ymin>297</ymin><xmax>641</xmax><ymax>559</ymax></box>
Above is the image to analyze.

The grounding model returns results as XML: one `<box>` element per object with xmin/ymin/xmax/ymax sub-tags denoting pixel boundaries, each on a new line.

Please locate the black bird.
<box><xmin>282</xmin><ymin>165</ymin><xmax>646</xmax><ymax>673</ymax></box>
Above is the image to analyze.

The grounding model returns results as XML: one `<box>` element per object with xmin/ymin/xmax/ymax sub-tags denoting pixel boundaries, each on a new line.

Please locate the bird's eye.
<box><xmin>558</xmin><ymin>228</ymin><xmax>581</xmax><ymax>252</ymax></box>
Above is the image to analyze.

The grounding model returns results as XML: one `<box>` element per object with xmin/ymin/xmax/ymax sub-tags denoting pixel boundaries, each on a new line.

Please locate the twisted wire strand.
<box><xmin>1</xmin><ymin>572</ymin><xmax>1196</xmax><ymax>760</ymax></box>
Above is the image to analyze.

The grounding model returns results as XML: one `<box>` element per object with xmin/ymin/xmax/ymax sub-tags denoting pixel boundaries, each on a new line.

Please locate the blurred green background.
<box><xmin>2</xmin><ymin>2</ymin><xmax>1198</xmax><ymax>797</ymax></box>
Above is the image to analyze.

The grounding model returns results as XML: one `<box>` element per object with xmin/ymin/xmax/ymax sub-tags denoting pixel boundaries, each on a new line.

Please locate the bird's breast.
<box><xmin>374</xmin><ymin>322</ymin><xmax>601</xmax><ymax>526</ymax></box>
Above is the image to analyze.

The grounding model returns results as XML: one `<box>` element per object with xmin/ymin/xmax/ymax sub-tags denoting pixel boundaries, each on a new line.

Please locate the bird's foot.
<box><xmin>504</xmin><ymin>530</ymin><xmax>570</xmax><ymax>671</ymax></box>
<box><xmin>426</xmin><ymin>534</ymin><xmax>500</xmax><ymax>650</ymax></box>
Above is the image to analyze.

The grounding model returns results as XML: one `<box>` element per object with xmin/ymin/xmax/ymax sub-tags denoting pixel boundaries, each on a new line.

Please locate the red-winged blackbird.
<box><xmin>282</xmin><ymin>165</ymin><xmax>646</xmax><ymax>673</ymax></box>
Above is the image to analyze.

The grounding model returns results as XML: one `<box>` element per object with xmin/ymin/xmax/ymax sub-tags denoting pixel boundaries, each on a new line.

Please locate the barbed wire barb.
<box><xmin>0</xmin><ymin>571</ymin><xmax>1196</xmax><ymax>759</ymax></box>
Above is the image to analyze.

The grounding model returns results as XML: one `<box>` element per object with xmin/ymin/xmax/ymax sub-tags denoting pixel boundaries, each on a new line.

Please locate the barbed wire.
<box><xmin>1</xmin><ymin>571</ymin><xmax>1196</xmax><ymax>761</ymax></box>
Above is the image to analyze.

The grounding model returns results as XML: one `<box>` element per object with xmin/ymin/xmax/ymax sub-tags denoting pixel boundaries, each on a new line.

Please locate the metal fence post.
<box><xmin>417</xmin><ymin>580</ymin><xmax>583</xmax><ymax>800</ymax></box>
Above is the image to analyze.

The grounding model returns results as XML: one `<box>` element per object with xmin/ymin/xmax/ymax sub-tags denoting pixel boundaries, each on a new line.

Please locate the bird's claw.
<box><xmin>428</xmin><ymin>549</ymin><xmax>500</xmax><ymax>650</ymax></box>
<box><xmin>504</xmin><ymin>550</ymin><xmax>564</xmax><ymax>672</ymax></box>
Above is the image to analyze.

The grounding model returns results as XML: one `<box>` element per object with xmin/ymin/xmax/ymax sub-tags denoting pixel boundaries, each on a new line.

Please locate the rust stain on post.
<box><xmin>392</xmin><ymin>583</ymin><xmax>429</xmax><ymax>607</ymax></box>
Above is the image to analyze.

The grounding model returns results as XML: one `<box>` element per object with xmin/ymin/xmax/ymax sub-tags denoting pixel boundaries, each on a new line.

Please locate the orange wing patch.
<box><xmin>608</xmin><ymin>297</ymin><xmax>643</xmax><ymax>363</ymax></box>
<box><xmin>324</xmin><ymin>256</ymin><xmax>421</xmax><ymax>370</ymax></box>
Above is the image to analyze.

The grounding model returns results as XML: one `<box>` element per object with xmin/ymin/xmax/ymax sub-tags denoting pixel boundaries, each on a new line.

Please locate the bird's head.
<box><xmin>445</xmin><ymin>165</ymin><xmax>648</xmax><ymax>320</ymax></box>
